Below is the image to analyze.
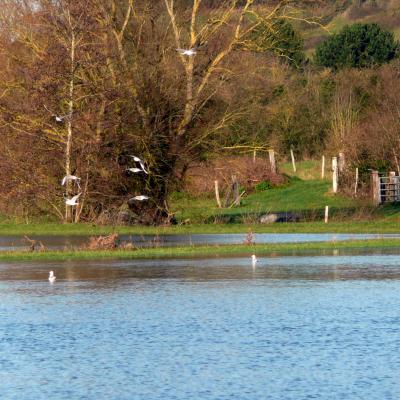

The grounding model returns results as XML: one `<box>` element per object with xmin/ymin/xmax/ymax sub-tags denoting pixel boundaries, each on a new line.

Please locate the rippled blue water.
<box><xmin>1</xmin><ymin>253</ymin><xmax>400</xmax><ymax>399</ymax></box>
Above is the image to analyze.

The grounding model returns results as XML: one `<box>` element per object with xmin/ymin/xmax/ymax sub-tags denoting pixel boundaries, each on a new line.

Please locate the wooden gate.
<box><xmin>372</xmin><ymin>171</ymin><xmax>400</xmax><ymax>205</ymax></box>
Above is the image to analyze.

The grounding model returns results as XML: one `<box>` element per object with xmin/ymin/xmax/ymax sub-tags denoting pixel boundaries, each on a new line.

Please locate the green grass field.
<box><xmin>1</xmin><ymin>219</ymin><xmax>400</xmax><ymax>236</ymax></box>
<box><xmin>172</xmin><ymin>178</ymin><xmax>363</xmax><ymax>224</ymax></box>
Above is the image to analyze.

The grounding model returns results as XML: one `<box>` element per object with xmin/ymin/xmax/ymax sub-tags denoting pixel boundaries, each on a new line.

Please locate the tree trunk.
<box><xmin>65</xmin><ymin>31</ymin><xmax>76</xmax><ymax>223</ymax></box>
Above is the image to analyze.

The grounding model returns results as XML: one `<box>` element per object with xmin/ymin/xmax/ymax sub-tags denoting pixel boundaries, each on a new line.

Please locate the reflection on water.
<box><xmin>1</xmin><ymin>250</ymin><xmax>400</xmax><ymax>399</ymax></box>
<box><xmin>1</xmin><ymin>232</ymin><xmax>400</xmax><ymax>251</ymax></box>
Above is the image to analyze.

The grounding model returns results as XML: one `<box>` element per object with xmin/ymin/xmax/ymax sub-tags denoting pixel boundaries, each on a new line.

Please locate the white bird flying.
<box><xmin>128</xmin><ymin>155</ymin><xmax>148</xmax><ymax>174</ymax></box>
<box><xmin>130</xmin><ymin>195</ymin><xmax>149</xmax><ymax>201</ymax></box>
<box><xmin>61</xmin><ymin>175</ymin><xmax>81</xmax><ymax>188</ymax></box>
<box><xmin>176</xmin><ymin>48</ymin><xmax>197</xmax><ymax>56</ymax></box>
<box><xmin>44</xmin><ymin>105</ymin><xmax>70</xmax><ymax>123</ymax></box>
<box><xmin>65</xmin><ymin>193</ymin><xmax>81</xmax><ymax>206</ymax></box>
<box><xmin>126</xmin><ymin>167</ymin><xmax>143</xmax><ymax>173</ymax></box>
<box><xmin>48</xmin><ymin>271</ymin><xmax>56</xmax><ymax>283</ymax></box>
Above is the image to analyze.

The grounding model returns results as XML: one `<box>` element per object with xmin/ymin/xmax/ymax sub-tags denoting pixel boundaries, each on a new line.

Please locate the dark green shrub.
<box><xmin>254</xmin><ymin>180</ymin><xmax>273</xmax><ymax>192</ymax></box>
<box><xmin>315</xmin><ymin>23</ymin><xmax>399</xmax><ymax>69</ymax></box>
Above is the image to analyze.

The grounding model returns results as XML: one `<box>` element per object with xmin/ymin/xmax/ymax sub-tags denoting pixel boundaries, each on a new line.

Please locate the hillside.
<box><xmin>302</xmin><ymin>0</ymin><xmax>400</xmax><ymax>56</ymax></box>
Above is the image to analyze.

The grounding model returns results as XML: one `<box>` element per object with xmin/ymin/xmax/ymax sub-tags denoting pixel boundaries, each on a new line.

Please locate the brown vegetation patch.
<box><xmin>87</xmin><ymin>233</ymin><xmax>120</xmax><ymax>250</ymax></box>
<box><xmin>184</xmin><ymin>156</ymin><xmax>285</xmax><ymax>195</ymax></box>
<box><xmin>22</xmin><ymin>236</ymin><xmax>46</xmax><ymax>252</ymax></box>
<box><xmin>86</xmin><ymin>233</ymin><xmax>138</xmax><ymax>250</ymax></box>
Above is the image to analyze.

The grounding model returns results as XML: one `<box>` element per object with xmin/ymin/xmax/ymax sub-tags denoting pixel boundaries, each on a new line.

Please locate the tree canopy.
<box><xmin>246</xmin><ymin>19</ymin><xmax>305</xmax><ymax>68</ymax></box>
<box><xmin>0</xmin><ymin>0</ymin><xmax>311</xmax><ymax>224</ymax></box>
<box><xmin>315</xmin><ymin>23</ymin><xmax>399</xmax><ymax>69</ymax></box>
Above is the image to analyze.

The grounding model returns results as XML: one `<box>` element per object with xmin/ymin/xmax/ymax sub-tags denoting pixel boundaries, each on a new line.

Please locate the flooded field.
<box><xmin>1</xmin><ymin>232</ymin><xmax>400</xmax><ymax>251</ymax></box>
<box><xmin>1</xmin><ymin>251</ymin><xmax>400</xmax><ymax>399</ymax></box>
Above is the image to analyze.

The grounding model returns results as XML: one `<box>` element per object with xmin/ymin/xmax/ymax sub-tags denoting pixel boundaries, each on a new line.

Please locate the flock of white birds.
<box><xmin>60</xmin><ymin>155</ymin><xmax>149</xmax><ymax>207</ymax></box>
<box><xmin>48</xmin><ymin>46</ymin><xmax>206</xmax><ymax>282</ymax></box>
<box><xmin>48</xmin><ymin>46</ymin><xmax>201</xmax><ymax>211</ymax></box>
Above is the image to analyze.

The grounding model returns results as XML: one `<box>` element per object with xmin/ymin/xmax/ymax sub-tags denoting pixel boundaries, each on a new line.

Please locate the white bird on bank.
<box><xmin>128</xmin><ymin>155</ymin><xmax>148</xmax><ymax>174</ymax></box>
<box><xmin>176</xmin><ymin>48</ymin><xmax>197</xmax><ymax>56</ymax></box>
<box><xmin>251</xmin><ymin>255</ymin><xmax>258</xmax><ymax>263</ymax></box>
<box><xmin>48</xmin><ymin>271</ymin><xmax>56</xmax><ymax>283</ymax></box>
<box><xmin>130</xmin><ymin>195</ymin><xmax>149</xmax><ymax>201</ymax></box>
<box><xmin>65</xmin><ymin>193</ymin><xmax>81</xmax><ymax>206</ymax></box>
<box><xmin>61</xmin><ymin>175</ymin><xmax>81</xmax><ymax>188</ymax></box>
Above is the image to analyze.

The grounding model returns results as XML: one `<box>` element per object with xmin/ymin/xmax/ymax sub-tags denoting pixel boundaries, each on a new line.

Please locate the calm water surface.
<box><xmin>1</xmin><ymin>252</ymin><xmax>400</xmax><ymax>399</ymax></box>
<box><xmin>1</xmin><ymin>232</ymin><xmax>400</xmax><ymax>251</ymax></box>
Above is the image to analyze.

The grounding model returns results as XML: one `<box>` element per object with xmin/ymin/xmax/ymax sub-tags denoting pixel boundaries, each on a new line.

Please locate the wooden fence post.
<box><xmin>232</xmin><ymin>175</ymin><xmax>240</xmax><ymax>206</ymax></box>
<box><xmin>268</xmin><ymin>149</ymin><xmax>276</xmax><ymax>174</ymax></box>
<box><xmin>338</xmin><ymin>152</ymin><xmax>345</xmax><ymax>172</ymax></box>
<box><xmin>290</xmin><ymin>148</ymin><xmax>296</xmax><ymax>173</ymax></box>
<box><xmin>332</xmin><ymin>157</ymin><xmax>338</xmax><ymax>193</ymax></box>
<box><xmin>321</xmin><ymin>155</ymin><xmax>325</xmax><ymax>179</ymax></box>
<box><xmin>214</xmin><ymin>180</ymin><xmax>222</xmax><ymax>208</ymax></box>
<box><xmin>324</xmin><ymin>205</ymin><xmax>329</xmax><ymax>223</ymax></box>
<box><xmin>371</xmin><ymin>170</ymin><xmax>381</xmax><ymax>206</ymax></box>
<box><xmin>354</xmin><ymin>167</ymin><xmax>359</xmax><ymax>196</ymax></box>
<box><xmin>389</xmin><ymin>171</ymin><xmax>396</xmax><ymax>202</ymax></box>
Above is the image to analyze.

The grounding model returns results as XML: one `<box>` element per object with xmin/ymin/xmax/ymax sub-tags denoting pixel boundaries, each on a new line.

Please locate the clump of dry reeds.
<box><xmin>87</xmin><ymin>233</ymin><xmax>120</xmax><ymax>250</ymax></box>
<box><xmin>244</xmin><ymin>230</ymin><xmax>255</xmax><ymax>245</ymax></box>
<box><xmin>22</xmin><ymin>235</ymin><xmax>46</xmax><ymax>252</ymax></box>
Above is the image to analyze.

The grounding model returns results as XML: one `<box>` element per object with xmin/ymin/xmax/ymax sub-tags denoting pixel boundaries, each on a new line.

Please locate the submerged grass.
<box><xmin>2</xmin><ymin>239</ymin><xmax>400</xmax><ymax>262</ymax></box>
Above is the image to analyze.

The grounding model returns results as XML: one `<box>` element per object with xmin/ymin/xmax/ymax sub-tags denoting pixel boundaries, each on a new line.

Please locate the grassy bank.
<box><xmin>172</xmin><ymin>179</ymin><xmax>362</xmax><ymax>223</ymax></box>
<box><xmin>2</xmin><ymin>239</ymin><xmax>400</xmax><ymax>262</ymax></box>
<box><xmin>2</xmin><ymin>218</ymin><xmax>400</xmax><ymax>236</ymax></box>
<box><xmin>2</xmin><ymin>160</ymin><xmax>400</xmax><ymax>236</ymax></box>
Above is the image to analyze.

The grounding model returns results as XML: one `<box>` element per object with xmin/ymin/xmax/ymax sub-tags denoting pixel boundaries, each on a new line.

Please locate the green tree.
<box><xmin>315</xmin><ymin>23</ymin><xmax>398</xmax><ymax>69</ymax></box>
<box><xmin>246</xmin><ymin>19</ymin><xmax>305</xmax><ymax>68</ymax></box>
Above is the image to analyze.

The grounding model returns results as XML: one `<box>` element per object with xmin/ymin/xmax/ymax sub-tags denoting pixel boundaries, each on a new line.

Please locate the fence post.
<box><xmin>214</xmin><ymin>180</ymin><xmax>222</xmax><ymax>208</ymax></box>
<box><xmin>389</xmin><ymin>171</ymin><xmax>396</xmax><ymax>202</ymax></box>
<box><xmin>232</xmin><ymin>175</ymin><xmax>240</xmax><ymax>206</ymax></box>
<box><xmin>371</xmin><ymin>170</ymin><xmax>381</xmax><ymax>206</ymax></box>
<box><xmin>268</xmin><ymin>149</ymin><xmax>276</xmax><ymax>174</ymax></box>
<box><xmin>324</xmin><ymin>206</ymin><xmax>329</xmax><ymax>223</ymax></box>
<box><xmin>354</xmin><ymin>167</ymin><xmax>359</xmax><ymax>196</ymax></box>
<box><xmin>321</xmin><ymin>155</ymin><xmax>325</xmax><ymax>179</ymax></box>
<box><xmin>290</xmin><ymin>148</ymin><xmax>296</xmax><ymax>173</ymax></box>
<box><xmin>332</xmin><ymin>157</ymin><xmax>338</xmax><ymax>193</ymax></box>
<box><xmin>338</xmin><ymin>152</ymin><xmax>345</xmax><ymax>172</ymax></box>
<box><xmin>253</xmin><ymin>150</ymin><xmax>256</xmax><ymax>163</ymax></box>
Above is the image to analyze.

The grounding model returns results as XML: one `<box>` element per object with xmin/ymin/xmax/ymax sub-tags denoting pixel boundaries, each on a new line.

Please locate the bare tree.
<box><xmin>0</xmin><ymin>0</ymin><xmax>318</xmax><ymax>224</ymax></box>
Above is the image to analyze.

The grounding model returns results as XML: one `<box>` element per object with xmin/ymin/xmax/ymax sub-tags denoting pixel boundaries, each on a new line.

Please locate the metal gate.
<box><xmin>379</xmin><ymin>175</ymin><xmax>400</xmax><ymax>204</ymax></box>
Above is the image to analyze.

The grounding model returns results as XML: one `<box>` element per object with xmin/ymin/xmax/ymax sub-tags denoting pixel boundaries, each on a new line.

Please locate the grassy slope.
<box><xmin>303</xmin><ymin>3</ymin><xmax>400</xmax><ymax>57</ymax></box>
<box><xmin>172</xmin><ymin>175</ymin><xmax>362</xmax><ymax>223</ymax></box>
<box><xmin>2</xmin><ymin>238</ymin><xmax>400</xmax><ymax>261</ymax></box>
<box><xmin>172</xmin><ymin>160</ymin><xmax>365</xmax><ymax>224</ymax></box>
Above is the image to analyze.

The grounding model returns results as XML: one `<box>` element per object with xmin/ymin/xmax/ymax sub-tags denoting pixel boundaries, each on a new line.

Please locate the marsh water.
<box><xmin>2</xmin><ymin>250</ymin><xmax>400</xmax><ymax>399</ymax></box>
<box><xmin>2</xmin><ymin>232</ymin><xmax>400</xmax><ymax>251</ymax></box>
